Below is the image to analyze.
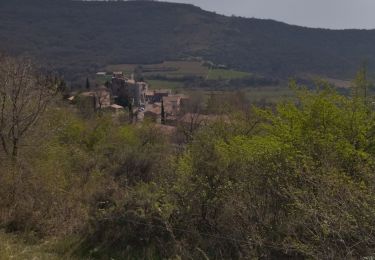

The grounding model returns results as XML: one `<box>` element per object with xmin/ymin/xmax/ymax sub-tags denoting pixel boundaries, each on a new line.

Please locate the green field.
<box><xmin>105</xmin><ymin>61</ymin><xmax>290</xmax><ymax>103</ymax></box>
<box><xmin>106</xmin><ymin>61</ymin><xmax>209</xmax><ymax>78</ymax></box>
<box><xmin>206</xmin><ymin>69</ymin><xmax>251</xmax><ymax>80</ymax></box>
<box><xmin>106</xmin><ymin>61</ymin><xmax>253</xmax><ymax>80</ymax></box>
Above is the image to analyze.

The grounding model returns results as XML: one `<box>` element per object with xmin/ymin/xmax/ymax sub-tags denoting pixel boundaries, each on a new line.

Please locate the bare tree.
<box><xmin>177</xmin><ymin>91</ymin><xmax>206</xmax><ymax>143</ymax></box>
<box><xmin>0</xmin><ymin>55</ymin><xmax>57</xmax><ymax>159</ymax></box>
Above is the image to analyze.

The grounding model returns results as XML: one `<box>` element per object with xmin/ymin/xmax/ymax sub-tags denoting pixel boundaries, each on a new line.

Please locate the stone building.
<box><xmin>110</xmin><ymin>73</ymin><xmax>148</xmax><ymax>107</ymax></box>
<box><xmin>80</xmin><ymin>85</ymin><xmax>111</xmax><ymax>109</ymax></box>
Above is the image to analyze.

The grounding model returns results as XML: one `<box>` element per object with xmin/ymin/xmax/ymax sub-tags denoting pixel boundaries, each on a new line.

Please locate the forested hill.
<box><xmin>1</xmin><ymin>0</ymin><xmax>375</xmax><ymax>81</ymax></box>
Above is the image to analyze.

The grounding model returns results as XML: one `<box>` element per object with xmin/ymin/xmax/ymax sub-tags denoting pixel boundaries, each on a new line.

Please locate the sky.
<box><xmin>163</xmin><ymin>0</ymin><xmax>375</xmax><ymax>30</ymax></box>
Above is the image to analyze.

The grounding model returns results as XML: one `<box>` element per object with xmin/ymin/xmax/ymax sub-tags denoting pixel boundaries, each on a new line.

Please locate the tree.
<box><xmin>352</xmin><ymin>62</ymin><xmax>371</xmax><ymax>102</ymax></box>
<box><xmin>0</xmin><ymin>56</ymin><xmax>57</xmax><ymax>159</ymax></box>
<box><xmin>176</xmin><ymin>91</ymin><xmax>206</xmax><ymax>143</ymax></box>
<box><xmin>128</xmin><ymin>101</ymin><xmax>133</xmax><ymax>123</ymax></box>
<box><xmin>85</xmin><ymin>77</ymin><xmax>90</xmax><ymax>90</ymax></box>
<box><xmin>161</xmin><ymin>99</ymin><xmax>165</xmax><ymax>124</ymax></box>
<box><xmin>134</xmin><ymin>65</ymin><xmax>144</xmax><ymax>82</ymax></box>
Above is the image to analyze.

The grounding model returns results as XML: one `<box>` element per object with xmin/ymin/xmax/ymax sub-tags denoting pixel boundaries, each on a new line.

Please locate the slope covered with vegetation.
<box><xmin>1</xmin><ymin>55</ymin><xmax>375</xmax><ymax>258</ymax></box>
<box><xmin>1</xmin><ymin>0</ymin><xmax>375</xmax><ymax>82</ymax></box>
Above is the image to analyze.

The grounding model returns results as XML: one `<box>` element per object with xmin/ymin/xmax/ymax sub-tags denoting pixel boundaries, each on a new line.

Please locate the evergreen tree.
<box><xmin>104</xmin><ymin>80</ymin><xmax>110</xmax><ymax>88</ymax></box>
<box><xmin>161</xmin><ymin>99</ymin><xmax>165</xmax><ymax>124</ymax></box>
<box><xmin>85</xmin><ymin>77</ymin><xmax>90</xmax><ymax>90</ymax></box>
<box><xmin>129</xmin><ymin>102</ymin><xmax>133</xmax><ymax>123</ymax></box>
<box><xmin>134</xmin><ymin>65</ymin><xmax>144</xmax><ymax>82</ymax></box>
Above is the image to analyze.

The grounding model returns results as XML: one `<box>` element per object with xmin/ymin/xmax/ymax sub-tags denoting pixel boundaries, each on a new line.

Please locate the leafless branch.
<box><xmin>0</xmin><ymin>56</ymin><xmax>57</xmax><ymax>159</ymax></box>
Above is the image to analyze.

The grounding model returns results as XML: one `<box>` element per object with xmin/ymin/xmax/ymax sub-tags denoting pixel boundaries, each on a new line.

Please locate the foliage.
<box><xmin>2</xmin><ymin>70</ymin><xmax>375</xmax><ymax>258</ymax></box>
<box><xmin>169</xmin><ymin>83</ymin><xmax>375</xmax><ymax>258</ymax></box>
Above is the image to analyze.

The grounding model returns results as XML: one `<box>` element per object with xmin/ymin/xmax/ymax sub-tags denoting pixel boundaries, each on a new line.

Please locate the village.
<box><xmin>66</xmin><ymin>71</ymin><xmax>217</xmax><ymax>134</ymax></box>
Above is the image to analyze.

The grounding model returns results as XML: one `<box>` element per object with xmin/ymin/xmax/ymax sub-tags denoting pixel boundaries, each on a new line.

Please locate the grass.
<box><xmin>206</xmin><ymin>69</ymin><xmax>251</xmax><ymax>80</ymax></box>
<box><xmin>0</xmin><ymin>231</ymin><xmax>82</xmax><ymax>260</ymax></box>
<box><xmin>0</xmin><ymin>231</ymin><xmax>58</xmax><ymax>259</ymax></box>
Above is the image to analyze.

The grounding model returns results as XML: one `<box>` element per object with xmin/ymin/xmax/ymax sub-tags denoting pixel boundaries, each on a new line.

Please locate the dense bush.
<box><xmin>2</xmin><ymin>76</ymin><xmax>375</xmax><ymax>258</ymax></box>
<box><xmin>169</xmin><ymin>85</ymin><xmax>375</xmax><ymax>258</ymax></box>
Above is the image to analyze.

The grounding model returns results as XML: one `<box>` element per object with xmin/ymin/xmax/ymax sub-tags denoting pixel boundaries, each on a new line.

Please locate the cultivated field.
<box><xmin>106</xmin><ymin>61</ymin><xmax>252</xmax><ymax>80</ymax></box>
<box><xmin>105</xmin><ymin>61</ymin><xmax>291</xmax><ymax>103</ymax></box>
<box><xmin>106</xmin><ymin>61</ymin><xmax>209</xmax><ymax>78</ymax></box>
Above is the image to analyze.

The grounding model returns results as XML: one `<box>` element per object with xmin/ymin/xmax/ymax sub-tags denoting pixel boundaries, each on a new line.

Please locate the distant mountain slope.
<box><xmin>1</xmin><ymin>0</ymin><xmax>375</xmax><ymax>81</ymax></box>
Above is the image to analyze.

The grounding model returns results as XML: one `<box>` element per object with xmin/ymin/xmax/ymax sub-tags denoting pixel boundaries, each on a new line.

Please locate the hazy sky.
<box><xmin>163</xmin><ymin>0</ymin><xmax>375</xmax><ymax>30</ymax></box>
